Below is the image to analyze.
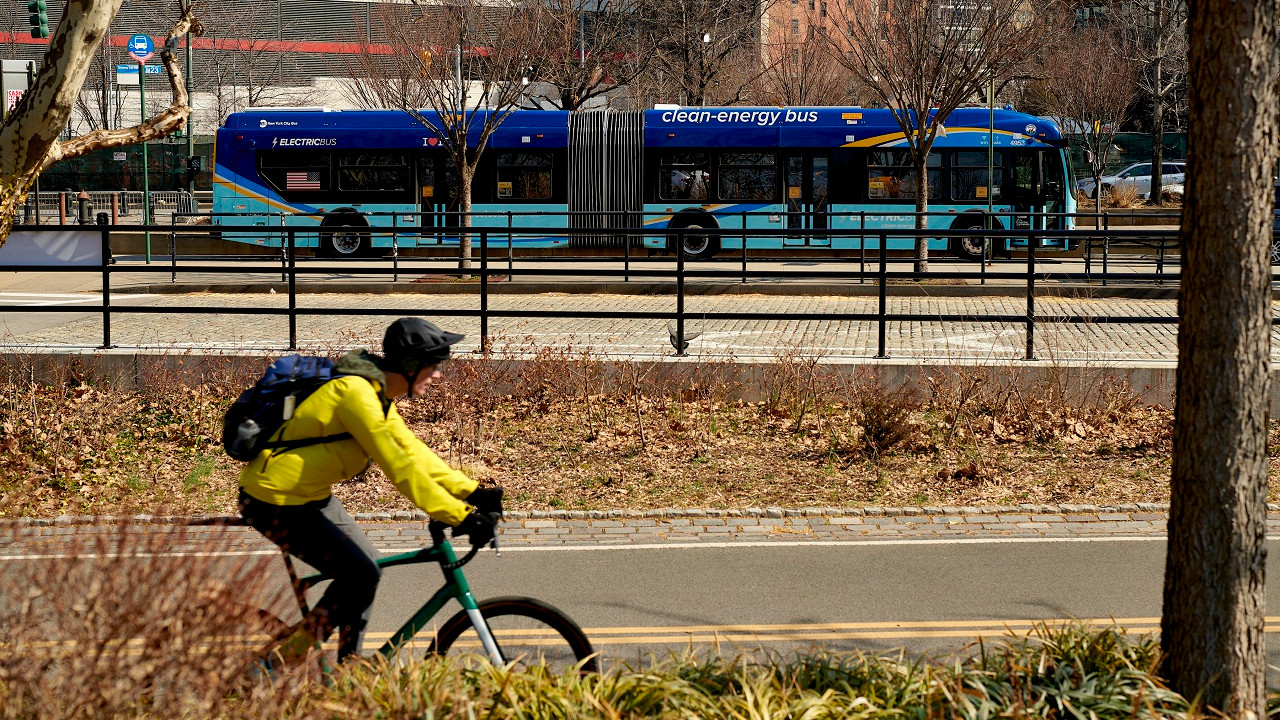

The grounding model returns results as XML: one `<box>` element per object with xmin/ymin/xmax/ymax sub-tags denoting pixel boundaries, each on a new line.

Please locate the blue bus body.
<box><xmin>213</xmin><ymin>106</ymin><xmax>1075</xmax><ymax>257</ymax></box>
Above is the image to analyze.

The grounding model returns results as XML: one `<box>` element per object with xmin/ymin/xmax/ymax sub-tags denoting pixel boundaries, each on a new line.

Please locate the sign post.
<box><xmin>128</xmin><ymin>34</ymin><xmax>154</xmax><ymax>262</ymax></box>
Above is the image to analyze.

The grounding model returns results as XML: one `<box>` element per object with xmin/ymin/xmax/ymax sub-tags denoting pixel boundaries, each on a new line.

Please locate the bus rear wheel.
<box><xmin>668</xmin><ymin>218</ymin><xmax>720</xmax><ymax>260</ymax></box>
<box><xmin>319</xmin><ymin>212</ymin><xmax>371</xmax><ymax>258</ymax></box>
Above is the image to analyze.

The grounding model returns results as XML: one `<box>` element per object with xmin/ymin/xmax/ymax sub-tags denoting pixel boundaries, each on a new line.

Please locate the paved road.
<box><xmin>7</xmin><ymin>518</ymin><xmax>1280</xmax><ymax>682</ymax></box>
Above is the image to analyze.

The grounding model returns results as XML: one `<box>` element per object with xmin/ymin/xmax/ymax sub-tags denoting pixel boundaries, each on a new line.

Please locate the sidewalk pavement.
<box><xmin>3</xmin><ymin>503</ymin><xmax>1262</xmax><ymax>557</ymax></box>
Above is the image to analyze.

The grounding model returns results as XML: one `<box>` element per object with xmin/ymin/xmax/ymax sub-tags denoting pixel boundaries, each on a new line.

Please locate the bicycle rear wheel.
<box><xmin>428</xmin><ymin>596</ymin><xmax>598</xmax><ymax>674</ymax></box>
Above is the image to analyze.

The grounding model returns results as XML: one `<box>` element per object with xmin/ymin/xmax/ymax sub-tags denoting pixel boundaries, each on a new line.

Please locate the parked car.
<box><xmin>1077</xmin><ymin>161</ymin><xmax>1187</xmax><ymax>199</ymax></box>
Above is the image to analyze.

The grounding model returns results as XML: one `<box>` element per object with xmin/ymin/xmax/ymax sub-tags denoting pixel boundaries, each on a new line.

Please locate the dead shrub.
<box><xmin>852</xmin><ymin>381</ymin><xmax>920</xmax><ymax>459</ymax></box>
<box><xmin>1102</xmin><ymin>183</ymin><xmax>1142</xmax><ymax>209</ymax></box>
<box><xmin>0</xmin><ymin>519</ymin><xmax>305</xmax><ymax>719</ymax></box>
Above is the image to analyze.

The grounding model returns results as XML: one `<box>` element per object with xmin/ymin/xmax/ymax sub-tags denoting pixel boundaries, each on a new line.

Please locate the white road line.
<box><xmin>0</xmin><ymin>533</ymin><xmax>1202</xmax><ymax>561</ymax></box>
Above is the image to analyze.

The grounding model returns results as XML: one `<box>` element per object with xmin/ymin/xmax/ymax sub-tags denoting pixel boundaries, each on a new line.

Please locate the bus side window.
<box><xmin>867</xmin><ymin>150</ymin><xmax>939</xmax><ymax>200</ymax></box>
<box><xmin>496</xmin><ymin>152</ymin><xmax>554</xmax><ymax>200</ymax></box>
<box><xmin>718</xmin><ymin>152</ymin><xmax>777</xmax><ymax>201</ymax></box>
<box><xmin>659</xmin><ymin>152</ymin><xmax>710</xmax><ymax>201</ymax></box>
<box><xmin>338</xmin><ymin>152</ymin><xmax>410</xmax><ymax>194</ymax></box>
<box><xmin>951</xmin><ymin>151</ymin><xmax>1002</xmax><ymax>202</ymax></box>
<box><xmin>258</xmin><ymin>150</ymin><xmax>332</xmax><ymax>197</ymax></box>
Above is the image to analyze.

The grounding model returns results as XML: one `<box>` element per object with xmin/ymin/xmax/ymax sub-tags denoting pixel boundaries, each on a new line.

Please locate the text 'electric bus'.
<box><xmin>212</xmin><ymin>106</ymin><xmax>1076</xmax><ymax>259</ymax></box>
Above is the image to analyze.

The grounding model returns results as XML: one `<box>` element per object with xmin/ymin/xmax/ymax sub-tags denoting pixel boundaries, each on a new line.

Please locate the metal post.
<box><xmin>624</xmin><ymin>213</ymin><xmax>631</xmax><ymax>283</ymax></box>
<box><xmin>1102</xmin><ymin>212</ymin><xmax>1110</xmax><ymax>286</ymax></box>
<box><xmin>741</xmin><ymin>211</ymin><xmax>747</xmax><ymax>284</ymax></box>
<box><xmin>1025</xmin><ymin>234</ymin><xmax>1036</xmax><ymax>361</ymax></box>
<box><xmin>280</xmin><ymin>213</ymin><xmax>288</xmax><ymax>283</ymax></box>
<box><xmin>287</xmin><ymin>230</ymin><xmax>297</xmax><ymax>350</ymax></box>
<box><xmin>184</xmin><ymin>31</ymin><xmax>195</xmax><ymax>195</ymax></box>
<box><xmin>1156</xmin><ymin>236</ymin><xmax>1165</xmax><ymax>284</ymax></box>
<box><xmin>859</xmin><ymin>211</ymin><xmax>865</xmax><ymax>284</ymax></box>
<box><xmin>676</xmin><ymin>230</ymin><xmax>686</xmax><ymax>356</ymax></box>
<box><xmin>507</xmin><ymin>210</ymin><xmax>514</xmax><ymax>276</ymax></box>
<box><xmin>169</xmin><ymin>212</ymin><xmax>177</xmax><ymax>282</ymax></box>
<box><xmin>392</xmin><ymin>214</ymin><xmax>400</xmax><ymax>282</ymax></box>
<box><xmin>480</xmin><ymin>230</ymin><xmax>489</xmax><ymax>351</ymax></box>
<box><xmin>877</xmin><ymin>233</ymin><xmax>888</xmax><ymax>358</ymax></box>
<box><xmin>100</xmin><ymin>225</ymin><xmax>114</xmax><ymax>349</ymax></box>
<box><xmin>140</xmin><ymin>61</ymin><xmax>151</xmax><ymax>264</ymax></box>
<box><xmin>32</xmin><ymin>175</ymin><xmax>41</xmax><ymax>225</ymax></box>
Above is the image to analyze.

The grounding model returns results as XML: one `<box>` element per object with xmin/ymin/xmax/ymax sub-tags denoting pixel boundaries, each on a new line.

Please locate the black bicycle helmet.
<box><xmin>382</xmin><ymin>317</ymin><xmax>464</xmax><ymax>377</ymax></box>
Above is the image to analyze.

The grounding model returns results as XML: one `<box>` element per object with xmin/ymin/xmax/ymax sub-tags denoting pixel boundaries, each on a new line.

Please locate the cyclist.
<box><xmin>238</xmin><ymin>317</ymin><xmax>504</xmax><ymax>664</ymax></box>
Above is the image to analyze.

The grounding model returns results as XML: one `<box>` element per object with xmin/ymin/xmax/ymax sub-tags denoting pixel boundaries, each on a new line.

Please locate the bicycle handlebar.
<box><xmin>428</xmin><ymin>517</ymin><xmax>497</xmax><ymax>571</ymax></box>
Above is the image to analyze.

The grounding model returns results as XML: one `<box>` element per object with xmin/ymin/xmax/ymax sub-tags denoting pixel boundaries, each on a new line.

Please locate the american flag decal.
<box><xmin>285</xmin><ymin>171</ymin><xmax>321</xmax><ymax>190</ymax></box>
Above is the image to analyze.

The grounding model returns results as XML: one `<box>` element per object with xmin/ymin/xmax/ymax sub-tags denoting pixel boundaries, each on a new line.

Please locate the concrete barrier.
<box><xmin>0</xmin><ymin>348</ymin><xmax>1203</xmax><ymax>412</ymax></box>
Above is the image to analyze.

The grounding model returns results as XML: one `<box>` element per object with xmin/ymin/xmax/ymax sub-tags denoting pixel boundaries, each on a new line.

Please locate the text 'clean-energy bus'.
<box><xmin>212</xmin><ymin>106</ymin><xmax>1076</xmax><ymax>259</ymax></box>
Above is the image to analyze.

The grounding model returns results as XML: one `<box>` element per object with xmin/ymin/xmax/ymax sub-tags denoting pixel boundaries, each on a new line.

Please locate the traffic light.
<box><xmin>28</xmin><ymin>0</ymin><xmax>48</xmax><ymax>39</ymax></box>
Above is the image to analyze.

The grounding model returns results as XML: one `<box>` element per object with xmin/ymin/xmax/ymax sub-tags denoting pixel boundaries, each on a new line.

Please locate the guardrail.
<box><xmin>19</xmin><ymin>190</ymin><xmax>198</xmax><ymax>225</ymax></box>
<box><xmin>0</xmin><ymin>221</ymin><xmax>1211</xmax><ymax>361</ymax></box>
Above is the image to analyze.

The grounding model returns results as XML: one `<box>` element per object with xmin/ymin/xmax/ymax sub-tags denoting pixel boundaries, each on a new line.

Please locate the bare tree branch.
<box><xmin>0</xmin><ymin>0</ymin><xmax>201</xmax><ymax>242</ymax></box>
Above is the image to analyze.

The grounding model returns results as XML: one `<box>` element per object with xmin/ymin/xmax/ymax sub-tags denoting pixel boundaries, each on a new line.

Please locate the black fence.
<box><xmin>0</xmin><ymin>217</ymin><xmax>1218</xmax><ymax>361</ymax></box>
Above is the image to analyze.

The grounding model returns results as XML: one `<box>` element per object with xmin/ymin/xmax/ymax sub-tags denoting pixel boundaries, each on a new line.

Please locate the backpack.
<box><xmin>222</xmin><ymin>355</ymin><xmax>353</xmax><ymax>462</ymax></box>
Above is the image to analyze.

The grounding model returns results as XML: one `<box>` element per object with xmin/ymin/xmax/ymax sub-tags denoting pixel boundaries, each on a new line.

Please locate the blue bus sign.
<box><xmin>127</xmin><ymin>34</ymin><xmax>154</xmax><ymax>64</ymax></box>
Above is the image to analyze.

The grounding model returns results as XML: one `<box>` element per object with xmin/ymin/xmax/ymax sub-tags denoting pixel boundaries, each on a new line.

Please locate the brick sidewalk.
<box><xmin>6</xmin><ymin>503</ymin><xmax>1275</xmax><ymax>556</ymax></box>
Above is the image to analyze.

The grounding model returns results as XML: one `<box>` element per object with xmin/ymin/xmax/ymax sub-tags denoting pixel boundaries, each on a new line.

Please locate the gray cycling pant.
<box><xmin>238</xmin><ymin>491</ymin><xmax>382</xmax><ymax>661</ymax></box>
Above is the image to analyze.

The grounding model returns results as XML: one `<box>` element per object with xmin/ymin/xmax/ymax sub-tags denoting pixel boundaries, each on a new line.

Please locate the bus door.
<box><xmin>416</xmin><ymin>153</ymin><xmax>460</xmax><ymax>244</ymax></box>
<box><xmin>1009</xmin><ymin>149</ymin><xmax>1067</xmax><ymax>247</ymax></box>
<box><xmin>785</xmin><ymin>154</ymin><xmax>831</xmax><ymax>246</ymax></box>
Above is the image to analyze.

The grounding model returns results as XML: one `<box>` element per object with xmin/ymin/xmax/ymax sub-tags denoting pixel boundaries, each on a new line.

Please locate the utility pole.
<box><xmin>185</xmin><ymin>31</ymin><xmax>194</xmax><ymax>195</ymax></box>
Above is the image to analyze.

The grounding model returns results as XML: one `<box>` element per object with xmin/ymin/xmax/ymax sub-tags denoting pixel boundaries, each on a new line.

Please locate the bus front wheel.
<box><xmin>319</xmin><ymin>212</ymin><xmax>371</xmax><ymax>258</ymax></box>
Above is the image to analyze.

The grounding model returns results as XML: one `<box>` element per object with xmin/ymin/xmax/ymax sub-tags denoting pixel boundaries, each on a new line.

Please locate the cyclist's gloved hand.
<box><xmin>452</xmin><ymin>510</ymin><xmax>498</xmax><ymax>547</ymax></box>
<box><xmin>466</xmin><ymin>485</ymin><xmax>505</xmax><ymax>518</ymax></box>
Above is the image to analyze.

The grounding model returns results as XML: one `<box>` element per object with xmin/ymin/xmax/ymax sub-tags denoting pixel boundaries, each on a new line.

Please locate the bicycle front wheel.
<box><xmin>428</xmin><ymin>596</ymin><xmax>598</xmax><ymax>674</ymax></box>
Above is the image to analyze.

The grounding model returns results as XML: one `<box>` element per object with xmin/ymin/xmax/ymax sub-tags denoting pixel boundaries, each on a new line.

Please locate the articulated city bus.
<box><xmin>212</xmin><ymin>106</ymin><xmax>1076</xmax><ymax>259</ymax></box>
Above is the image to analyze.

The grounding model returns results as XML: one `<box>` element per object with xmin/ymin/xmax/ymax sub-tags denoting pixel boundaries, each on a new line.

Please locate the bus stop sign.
<box><xmin>127</xmin><ymin>34</ymin><xmax>154</xmax><ymax>64</ymax></box>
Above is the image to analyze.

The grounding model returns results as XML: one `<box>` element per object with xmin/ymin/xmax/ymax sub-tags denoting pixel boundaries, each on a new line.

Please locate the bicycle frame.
<box><xmin>281</xmin><ymin>537</ymin><xmax>504</xmax><ymax>664</ymax></box>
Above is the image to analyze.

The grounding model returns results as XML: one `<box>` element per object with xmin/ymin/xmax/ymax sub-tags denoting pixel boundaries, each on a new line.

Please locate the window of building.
<box><xmin>792</xmin><ymin>18</ymin><xmax>800</xmax><ymax>34</ymax></box>
<box><xmin>818</xmin><ymin>25</ymin><xmax>827</xmax><ymax>36</ymax></box>
<box><xmin>821</xmin><ymin>1</ymin><xmax>828</xmax><ymax>16</ymax></box>
<box><xmin>879</xmin><ymin>0</ymin><xmax>888</xmax><ymax>11</ymax></box>
<box><xmin>496</xmin><ymin>151</ymin><xmax>554</xmax><ymax>199</ymax></box>
<box><xmin>338</xmin><ymin>152</ymin><xmax>409</xmax><ymax>192</ymax></box>
<box><xmin>809</xmin><ymin>0</ymin><xmax>815</xmax><ymax>8</ymax></box>
<box><xmin>659</xmin><ymin>152</ymin><xmax>711</xmax><ymax>201</ymax></box>
<box><xmin>867</xmin><ymin>150</ymin><xmax>940</xmax><ymax>200</ymax></box>
<box><xmin>951</xmin><ymin>151</ymin><xmax>1002</xmax><ymax>201</ymax></box>
<box><xmin>718</xmin><ymin>152</ymin><xmax>777</xmax><ymax>201</ymax></box>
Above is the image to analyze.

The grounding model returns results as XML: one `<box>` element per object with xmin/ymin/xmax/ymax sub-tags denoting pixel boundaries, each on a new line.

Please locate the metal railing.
<box><xmin>0</xmin><ymin>219</ymin><xmax>1211</xmax><ymax>361</ymax></box>
<box><xmin>20</xmin><ymin>190</ymin><xmax>198</xmax><ymax>224</ymax></box>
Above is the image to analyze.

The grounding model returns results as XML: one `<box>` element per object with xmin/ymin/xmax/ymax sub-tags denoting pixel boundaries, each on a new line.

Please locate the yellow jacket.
<box><xmin>238</xmin><ymin>353</ymin><xmax>477</xmax><ymax>525</ymax></box>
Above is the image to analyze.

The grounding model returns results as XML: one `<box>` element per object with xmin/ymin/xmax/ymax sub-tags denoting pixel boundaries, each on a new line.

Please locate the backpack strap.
<box><xmin>263</xmin><ymin>432</ymin><xmax>353</xmax><ymax>452</ymax></box>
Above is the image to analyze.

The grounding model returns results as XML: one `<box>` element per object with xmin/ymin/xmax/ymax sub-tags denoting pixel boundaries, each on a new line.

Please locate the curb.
<box><xmin>0</xmin><ymin>502</ymin><xmax>1217</xmax><ymax>527</ymax></box>
<box><xmin>139</xmin><ymin>281</ymin><xmax>1182</xmax><ymax>300</ymax></box>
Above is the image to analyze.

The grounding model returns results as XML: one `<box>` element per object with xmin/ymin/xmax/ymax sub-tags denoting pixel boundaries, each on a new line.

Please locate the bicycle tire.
<box><xmin>428</xmin><ymin>596</ymin><xmax>598</xmax><ymax>673</ymax></box>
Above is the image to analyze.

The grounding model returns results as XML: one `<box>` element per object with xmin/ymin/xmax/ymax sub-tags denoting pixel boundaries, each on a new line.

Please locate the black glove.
<box><xmin>466</xmin><ymin>485</ymin><xmax>505</xmax><ymax>518</ymax></box>
<box><xmin>452</xmin><ymin>511</ymin><xmax>497</xmax><ymax>548</ymax></box>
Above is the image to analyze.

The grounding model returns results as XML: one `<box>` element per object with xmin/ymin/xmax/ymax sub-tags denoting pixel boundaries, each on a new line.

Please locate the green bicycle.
<box><xmin>229</xmin><ymin>517</ymin><xmax>598</xmax><ymax>674</ymax></box>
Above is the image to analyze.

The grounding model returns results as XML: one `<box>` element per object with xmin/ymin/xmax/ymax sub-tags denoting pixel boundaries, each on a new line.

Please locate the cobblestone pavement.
<box><xmin>1</xmin><ymin>291</ymin><xmax>1257</xmax><ymax>362</ymax></box>
<box><xmin>4</xmin><ymin>504</ymin><xmax>1272</xmax><ymax>557</ymax></box>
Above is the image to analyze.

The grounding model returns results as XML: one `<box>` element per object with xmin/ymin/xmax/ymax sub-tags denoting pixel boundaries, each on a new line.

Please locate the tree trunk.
<box><xmin>1161</xmin><ymin>0</ymin><xmax>1278</xmax><ymax>712</ymax></box>
<box><xmin>913</xmin><ymin>153</ymin><xmax>929</xmax><ymax>274</ymax></box>
<box><xmin>459</xmin><ymin>164</ymin><xmax>474</xmax><ymax>271</ymax></box>
<box><xmin>1150</xmin><ymin>74</ymin><xmax>1166</xmax><ymax>204</ymax></box>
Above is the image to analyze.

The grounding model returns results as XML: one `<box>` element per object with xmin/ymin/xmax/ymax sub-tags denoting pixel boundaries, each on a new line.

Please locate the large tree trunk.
<box><xmin>0</xmin><ymin>0</ymin><xmax>199</xmax><ymax>244</ymax></box>
<box><xmin>1161</xmin><ymin>0</ymin><xmax>1278</xmax><ymax>712</ymax></box>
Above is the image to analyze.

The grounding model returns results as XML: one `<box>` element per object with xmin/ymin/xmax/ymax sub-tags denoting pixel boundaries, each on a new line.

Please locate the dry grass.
<box><xmin>0</xmin><ymin>520</ymin><xmax>311</xmax><ymax>719</ymax></box>
<box><xmin>0</xmin><ymin>342</ymin><xmax>1230</xmax><ymax>518</ymax></box>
